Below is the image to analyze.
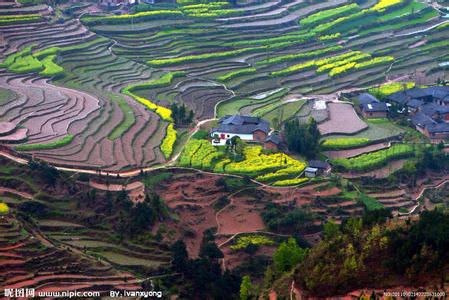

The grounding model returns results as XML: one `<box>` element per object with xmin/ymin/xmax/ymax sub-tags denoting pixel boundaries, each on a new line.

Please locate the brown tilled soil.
<box><xmin>0</xmin><ymin>215</ymin><xmax>141</xmax><ymax>295</ymax></box>
<box><xmin>318</xmin><ymin>103</ymin><xmax>368</xmax><ymax>135</ymax></box>
<box><xmin>154</xmin><ymin>171</ymin><xmax>355</xmax><ymax>259</ymax></box>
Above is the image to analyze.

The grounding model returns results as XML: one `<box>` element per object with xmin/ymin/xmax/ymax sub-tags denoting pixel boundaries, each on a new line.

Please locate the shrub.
<box><xmin>0</xmin><ymin>202</ymin><xmax>9</xmax><ymax>215</ymax></box>
<box><xmin>230</xmin><ymin>235</ymin><xmax>274</xmax><ymax>250</ymax></box>
<box><xmin>161</xmin><ymin>123</ymin><xmax>177</xmax><ymax>159</ymax></box>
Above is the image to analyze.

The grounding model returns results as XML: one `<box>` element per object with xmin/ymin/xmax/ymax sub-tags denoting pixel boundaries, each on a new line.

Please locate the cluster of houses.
<box><xmin>358</xmin><ymin>86</ymin><xmax>449</xmax><ymax>142</ymax></box>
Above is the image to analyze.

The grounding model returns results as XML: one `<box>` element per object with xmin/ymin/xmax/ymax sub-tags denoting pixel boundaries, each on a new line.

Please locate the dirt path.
<box><xmin>88</xmin><ymin>180</ymin><xmax>143</xmax><ymax>192</ymax></box>
<box><xmin>324</xmin><ymin>142</ymin><xmax>390</xmax><ymax>159</ymax></box>
<box><xmin>0</xmin><ymin>187</ymin><xmax>33</xmax><ymax>199</ymax></box>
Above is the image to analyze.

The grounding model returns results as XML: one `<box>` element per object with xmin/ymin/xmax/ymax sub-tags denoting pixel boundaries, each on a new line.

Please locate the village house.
<box><xmin>211</xmin><ymin>115</ymin><xmax>270</xmax><ymax>146</ymax></box>
<box><xmin>305</xmin><ymin>160</ymin><xmax>331</xmax><ymax>177</ymax></box>
<box><xmin>264</xmin><ymin>133</ymin><xmax>282</xmax><ymax>151</ymax></box>
<box><xmin>357</xmin><ymin>93</ymin><xmax>389</xmax><ymax>118</ymax></box>
<box><xmin>361</xmin><ymin>102</ymin><xmax>389</xmax><ymax>118</ymax></box>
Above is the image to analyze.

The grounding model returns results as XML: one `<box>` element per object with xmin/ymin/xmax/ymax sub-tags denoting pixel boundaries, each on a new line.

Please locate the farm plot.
<box><xmin>0</xmin><ymin>215</ymin><xmax>142</xmax><ymax>295</ymax></box>
<box><xmin>1</xmin><ymin>0</ymin><xmax>447</xmax><ymax>174</ymax></box>
<box><xmin>318</xmin><ymin>103</ymin><xmax>368</xmax><ymax>135</ymax></box>
<box><xmin>0</xmin><ymin>14</ymin><xmax>169</xmax><ymax>170</ymax></box>
<box><xmin>178</xmin><ymin>139</ymin><xmax>307</xmax><ymax>185</ymax></box>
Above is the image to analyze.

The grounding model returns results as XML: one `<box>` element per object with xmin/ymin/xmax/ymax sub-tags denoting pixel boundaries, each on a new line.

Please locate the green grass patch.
<box><xmin>0</xmin><ymin>88</ymin><xmax>15</xmax><ymax>106</ymax></box>
<box><xmin>0</xmin><ymin>14</ymin><xmax>41</xmax><ymax>25</ymax></box>
<box><xmin>332</xmin><ymin>144</ymin><xmax>415</xmax><ymax>171</ymax></box>
<box><xmin>299</xmin><ymin>3</ymin><xmax>360</xmax><ymax>28</ymax></box>
<box><xmin>191</xmin><ymin>130</ymin><xmax>209</xmax><ymax>140</ymax></box>
<box><xmin>15</xmin><ymin>135</ymin><xmax>74</xmax><ymax>151</ymax></box>
<box><xmin>230</xmin><ymin>235</ymin><xmax>275</xmax><ymax>250</ymax></box>
<box><xmin>108</xmin><ymin>95</ymin><xmax>136</xmax><ymax>141</ymax></box>
<box><xmin>143</xmin><ymin>172</ymin><xmax>172</xmax><ymax>188</ymax></box>
<box><xmin>321</xmin><ymin>138</ymin><xmax>370</xmax><ymax>150</ymax></box>
<box><xmin>217</xmin><ymin>67</ymin><xmax>257</xmax><ymax>82</ymax></box>
<box><xmin>359</xmin><ymin>194</ymin><xmax>384</xmax><ymax>211</ymax></box>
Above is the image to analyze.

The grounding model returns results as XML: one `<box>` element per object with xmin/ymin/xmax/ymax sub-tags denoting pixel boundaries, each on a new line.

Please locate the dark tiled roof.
<box><xmin>308</xmin><ymin>160</ymin><xmax>330</xmax><ymax>169</ymax></box>
<box><xmin>362</xmin><ymin>102</ymin><xmax>388</xmax><ymax>112</ymax></box>
<box><xmin>420</xmin><ymin>103</ymin><xmax>449</xmax><ymax>117</ymax></box>
<box><xmin>387</xmin><ymin>86</ymin><xmax>449</xmax><ymax>104</ymax></box>
<box><xmin>219</xmin><ymin>115</ymin><xmax>263</xmax><ymax>126</ymax></box>
<box><xmin>386</xmin><ymin>91</ymin><xmax>409</xmax><ymax>104</ymax></box>
<box><xmin>421</xmin><ymin>86</ymin><xmax>449</xmax><ymax>100</ymax></box>
<box><xmin>411</xmin><ymin>112</ymin><xmax>436</xmax><ymax>128</ymax></box>
<box><xmin>406</xmin><ymin>99</ymin><xmax>424</xmax><ymax>108</ymax></box>
<box><xmin>427</xmin><ymin>122</ymin><xmax>449</xmax><ymax>133</ymax></box>
<box><xmin>265</xmin><ymin>133</ymin><xmax>281</xmax><ymax>145</ymax></box>
<box><xmin>357</xmin><ymin>93</ymin><xmax>379</xmax><ymax>106</ymax></box>
<box><xmin>214</xmin><ymin>115</ymin><xmax>270</xmax><ymax>134</ymax></box>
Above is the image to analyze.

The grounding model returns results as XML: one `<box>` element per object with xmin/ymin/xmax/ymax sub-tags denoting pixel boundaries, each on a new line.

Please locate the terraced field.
<box><xmin>0</xmin><ymin>0</ymin><xmax>448</xmax><ymax>174</ymax></box>
<box><xmin>0</xmin><ymin>215</ymin><xmax>143</xmax><ymax>295</ymax></box>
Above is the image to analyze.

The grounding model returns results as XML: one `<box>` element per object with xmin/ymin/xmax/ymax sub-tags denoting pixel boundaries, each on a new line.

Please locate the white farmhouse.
<box><xmin>210</xmin><ymin>115</ymin><xmax>270</xmax><ymax>146</ymax></box>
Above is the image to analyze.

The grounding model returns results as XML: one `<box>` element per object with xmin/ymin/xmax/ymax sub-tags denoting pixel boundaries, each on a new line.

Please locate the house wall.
<box><xmin>430</xmin><ymin>132</ymin><xmax>449</xmax><ymax>142</ymax></box>
<box><xmin>362</xmin><ymin>111</ymin><xmax>387</xmax><ymax>118</ymax></box>
<box><xmin>264</xmin><ymin>141</ymin><xmax>278</xmax><ymax>151</ymax></box>
<box><xmin>253</xmin><ymin>130</ymin><xmax>267</xmax><ymax>142</ymax></box>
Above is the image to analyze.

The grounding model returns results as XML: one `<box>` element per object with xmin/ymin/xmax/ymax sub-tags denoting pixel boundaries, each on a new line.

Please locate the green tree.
<box><xmin>273</xmin><ymin>238</ymin><xmax>308</xmax><ymax>273</ymax></box>
<box><xmin>284</xmin><ymin>118</ymin><xmax>321</xmax><ymax>158</ymax></box>
<box><xmin>240</xmin><ymin>275</ymin><xmax>253</xmax><ymax>300</ymax></box>
<box><xmin>323</xmin><ymin>220</ymin><xmax>340</xmax><ymax>240</ymax></box>
<box><xmin>172</xmin><ymin>240</ymin><xmax>189</xmax><ymax>272</ymax></box>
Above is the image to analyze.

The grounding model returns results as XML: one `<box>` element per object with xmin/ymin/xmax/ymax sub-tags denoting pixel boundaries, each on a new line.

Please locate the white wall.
<box><xmin>210</xmin><ymin>131</ymin><xmax>254</xmax><ymax>146</ymax></box>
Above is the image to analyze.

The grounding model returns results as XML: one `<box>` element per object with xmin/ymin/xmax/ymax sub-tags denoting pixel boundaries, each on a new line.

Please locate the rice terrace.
<box><xmin>1</xmin><ymin>0</ymin><xmax>449</xmax><ymax>298</ymax></box>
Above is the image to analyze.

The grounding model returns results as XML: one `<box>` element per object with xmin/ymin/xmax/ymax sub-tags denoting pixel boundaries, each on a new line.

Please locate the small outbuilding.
<box><xmin>361</xmin><ymin>102</ymin><xmax>389</xmax><ymax>118</ymax></box>
<box><xmin>305</xmin><ymin>167</ymin><xmax>319</xmax><ymax>178</ymax></box>
<box><xmin>264</xmin><ymin>133</ymin><xmax>282</xmax><ymax>151</ymax></box>
<box><xmin>308</xmin><ymin>160</ymin><xmax>332</xmax><ymax>176</ymax></box>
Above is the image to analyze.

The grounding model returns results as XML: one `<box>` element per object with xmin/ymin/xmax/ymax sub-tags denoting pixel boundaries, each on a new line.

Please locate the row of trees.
<box><xmin>284</xmin><ymin>118</ymin><xmax>320</xmax><ymax>158</ymax></box>
<box><xmin>171</xmin><ymin>230</ymin><xmax>241</xmax><ymax>299</ymax></box>
<box><xmin>170</xmin><ymin>103</ymin><xmax>194</xmax><ymax>127</ymax></box>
